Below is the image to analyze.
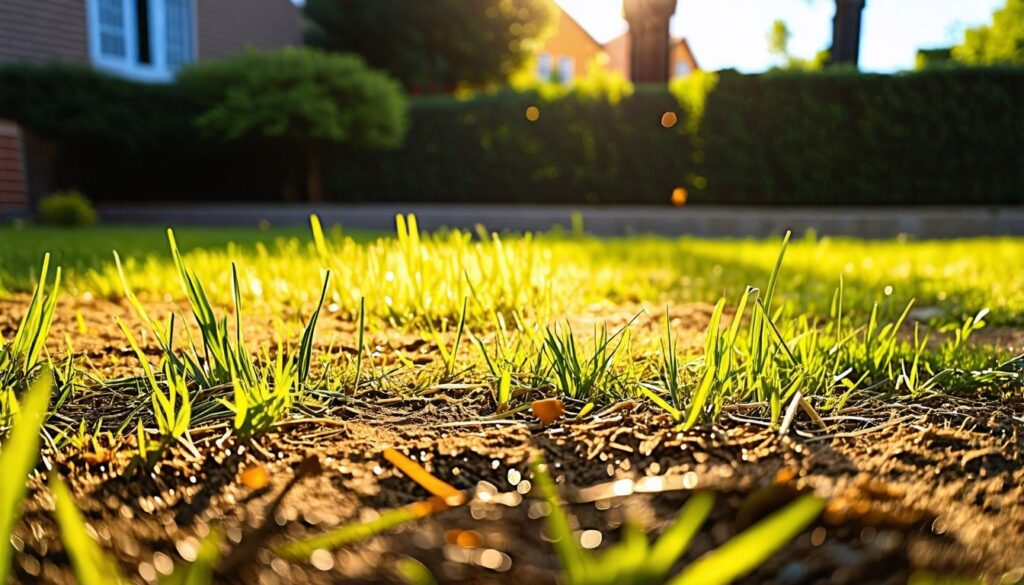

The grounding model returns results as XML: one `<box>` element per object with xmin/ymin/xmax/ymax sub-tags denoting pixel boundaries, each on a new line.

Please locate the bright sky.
<box><xmin>555</xmin><ymin>0</ymin><xmax>1004</xmax><ymax>72</ymax></box>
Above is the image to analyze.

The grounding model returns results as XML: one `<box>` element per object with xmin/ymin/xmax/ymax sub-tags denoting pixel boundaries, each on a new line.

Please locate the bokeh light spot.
<box><xmin>661</xmin><ymin>111</ymin><xmax>678</xmax><ymax>128</ymax></box>
<box><xmin>671</xmin><ymin>187</ymin><xmax>688</xmax><ymax>206</ymax></box>
<box><xmin>525</xmin><ymin>106</ymin><xmax>540</xmax><ymax>122</ymax></box>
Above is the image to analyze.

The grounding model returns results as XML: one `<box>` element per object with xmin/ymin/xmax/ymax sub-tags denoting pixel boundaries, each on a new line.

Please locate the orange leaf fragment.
<box><xmin>532</xmin><ymin>398</ymin><xmax>565</xmax><ymax>425</ymax></box>
<box><xmin>455</xmin><ymin>529</ymin><xmax>483</xmax><ymax>548</ymax></box>
<box><xmin>383</xmin><ymin>448</ymin><xmax>466</xmax><ymax>506</ymax></box>
<box><xmin>240</xmin><ymin>464</ymin><xmax>269</xmax><ymax>490</ymax></box>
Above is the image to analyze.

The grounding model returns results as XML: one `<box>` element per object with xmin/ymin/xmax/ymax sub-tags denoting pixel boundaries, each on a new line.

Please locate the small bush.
<box><xmin>37</xmin><ymin>191</ymin><xmax>98</xmax><ymax>228</ymax></box>
<box><xmin>178</xmin><ymin>48</ymin><xmax>408</xmax><ymax>201</ymax></box>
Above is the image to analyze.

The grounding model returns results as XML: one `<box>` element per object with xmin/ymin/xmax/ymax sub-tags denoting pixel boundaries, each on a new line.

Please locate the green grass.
<box><xmin>3</xmin><ymin>223</ymin><xmax>1024</xmax><ymax>327</ymax></box>
<box><xmin>0</xmin><ymin>372</ymin><xmax>51</xmax><ymax>583</ymax></box>
<box><xmin>0</xmin><ymin>216</ymin><xmax>1014</xmax><ymax>585</ymax></box>
<box><xmin>0</xmin><ymin>218</ymin><xmax>1020</xmax><ymax>446</ymax></box>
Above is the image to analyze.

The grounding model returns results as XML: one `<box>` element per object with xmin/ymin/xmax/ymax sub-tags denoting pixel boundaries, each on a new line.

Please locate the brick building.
<box><xmin>0</xmin><ymin>0</ymin><xmax>303</xmax><ymax>213</ymax></box>
<box><xmin>535</xmin><ymin>5</ymin><xmax>699</xmax><ymax>85</ymax></box>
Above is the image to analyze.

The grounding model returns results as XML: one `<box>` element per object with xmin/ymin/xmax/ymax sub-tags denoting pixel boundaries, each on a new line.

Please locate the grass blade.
<box><xmin>644</xmin><ymin>492</ymin><xmax>715</xmax><ymax>581</ymax></box>
<box><xmin>0</xmin><ymin>371</ymin><xmax>51</xmax><ymax>583</ymax></box>
<box><xmin>275</xmin><ymin>498</ymin><xmax>448</xmax><ymax>560</ymax></box>
<box><xmin>669</xmin><ymin>494</ymin><xmax>824</xmax><ymax>585</ymax></box>
<box><xmin>159</xmin><ymin>528</ymin><xmax>222</xmax><ymax>585</ymax></box>
<box><xmin>396</xmin><ymin>557</ymin><xmax>439</xmax><ymax>585</ymax></box>
<box><xmin>531</xmin><ymin>457</ymin><xmax>591</xmax><ymax>585</ymax></box>
<box><xmin>50</xmin><ymin>473</ymin><xmax>130</xmax><ymax>584</ymax></box>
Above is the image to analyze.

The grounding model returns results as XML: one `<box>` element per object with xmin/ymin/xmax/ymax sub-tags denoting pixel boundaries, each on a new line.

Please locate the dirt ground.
<box><xmin>3</xmin><ymin>297</ymin><xmax>1024</xmax><ymax>585</ymax></box>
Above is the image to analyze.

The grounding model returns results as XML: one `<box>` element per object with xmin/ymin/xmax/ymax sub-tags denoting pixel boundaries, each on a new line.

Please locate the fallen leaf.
<box><xmin>240</xmin><ymin>465</ymin><xmax>269</xmax><ymax>490</ymax></box>
<box><xmin>532</xmin><ymin>398</ymin><xmax>565</xmax><ymax>425</ymax></box>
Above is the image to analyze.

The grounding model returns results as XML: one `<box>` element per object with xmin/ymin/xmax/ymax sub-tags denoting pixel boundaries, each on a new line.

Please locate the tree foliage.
<box><xmin>766</xmin><ymin>19</ymin><xmax>829</xmax><ymax>71</ymax></box>
<box><xmin>178</xmin><ymin>47</ymin><xmax>407</xmax><ymax>201</ymax></box>
<box><xmin>953</xmin><ymin>0</ymin><xmax>1024</xmax><ymax>65</ymax></box>
<box><xmin>179</xmin><ymin>47</ymin><xmax>406</xmax><ymax>150</ymax></box>
<box><xmin>303</xmin><ymin>0</ymin><xmax>557</xmax><ymax>92</ymax></box>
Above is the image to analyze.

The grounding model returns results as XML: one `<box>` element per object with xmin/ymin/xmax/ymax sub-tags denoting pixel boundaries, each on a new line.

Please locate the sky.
<box><xmin>554</xmin><ymin>0</ymin><xmax>1004</xmax><ymax>72</ymax></box>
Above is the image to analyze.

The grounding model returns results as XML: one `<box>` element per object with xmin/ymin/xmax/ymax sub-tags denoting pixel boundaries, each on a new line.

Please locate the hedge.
<box><xmin>331</xmin><ymin>68</ymin><xmax>1024</xmax><ymax>205</ymax></box>
<box><xmin>0</xmin><ymin>64</ymin><xmax>293</xmax><ymax>203</ymax></box>
<box><xmin>2</xmin><ymin>63</ymin><xmax>1023</xmax><ymax>206</ymax></box>
<box><xmin>328</xmin><ymin>86</ymin><xmax>693</xmax><ymax>204</ymax></box>
<box><xmin>698</xmin><ymin>68</ymin><xmax>1024</xmax><ymax>205</ymax></box>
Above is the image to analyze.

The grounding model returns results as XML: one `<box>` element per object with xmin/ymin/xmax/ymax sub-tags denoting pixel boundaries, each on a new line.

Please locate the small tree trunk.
<box><xmin>281</xmin><ymin>146</ymin><xmax>299</xmax><ymax>202</ymax></box>
<box><xmin>306</xmin><ymin>143</ymin><xmax>323</xmax><ymax>203</ymax></box>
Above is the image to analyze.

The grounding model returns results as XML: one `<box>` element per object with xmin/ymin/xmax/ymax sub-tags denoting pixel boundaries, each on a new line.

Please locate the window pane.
<box><xmin>98</xmin><ymin>0</ymin><xmax>127</xmax><ymax>57</ymax></box>
<box><xmin>558</xmin><ymin>56</ymin><xmax>574</xmax><ymax>84</ymax></box>
<box><xmin>165</xmin><ymin>0</ymin><xmax>193</xmax><ymax>69</ymax></box>
<box><xmin>538</xmin><ymin>53</ymin><xmax>552</xmax><ymax>80</ymax></box>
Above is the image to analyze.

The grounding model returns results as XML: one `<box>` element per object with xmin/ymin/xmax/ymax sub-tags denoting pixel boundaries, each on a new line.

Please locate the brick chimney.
<box><xmin>623</xmin><ymin>0</ymin><xmax>677</xmax><ymax>83</ymax></box>
<box><xmin>831</xmin><ymin>0</ymin><xmax>866</xmax><ymax>66</ymax></box>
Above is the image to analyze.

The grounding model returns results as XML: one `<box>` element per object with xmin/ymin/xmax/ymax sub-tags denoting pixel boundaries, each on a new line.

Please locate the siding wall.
<box><xmin>0</xmin><ymin>0</ymin><xmax>89</xmax><ymax>64</ymax></box>
<box><xmin>536</xmin><ymin>10</ymin><xmax>606</xmax><ymax>80</ymax></box>
<box><xmin>196</xmin><ymin>0</ymin><xmax>302</xmax><ymax>61</ymax></box>
<box><xmin>0</xmin><ymin>121</ymin><xmax>29</xmax><ymax>213</ymax></box>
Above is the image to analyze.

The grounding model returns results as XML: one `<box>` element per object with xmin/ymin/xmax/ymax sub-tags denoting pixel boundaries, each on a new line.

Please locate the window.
<box><xmin>558</xmin><ymin>56</ymin><xmax>575</xmax><ymax>84</ymax></box>
<box><xmin>674</xmin><ymin>60</ymin><xmax>693</xmax><ymax>78</ymax></box>
<box><xmin>87</xmin><ymin>0</ymin><xmax>195</xmax><ymax>82</ymax></box>
<box><xmin>164</xmin><ymin>0</ymin><xmax>194</xmax><ymax>69</ymax></box>
<box><xmin>537</xmin><ymin>53</ymin><xmax>553</xmax><ymax>81</ymax></box>
<box><xmin>97</xmin><ymin>0</ymin><xmax>127</xmax><ymax>58</ymax></box>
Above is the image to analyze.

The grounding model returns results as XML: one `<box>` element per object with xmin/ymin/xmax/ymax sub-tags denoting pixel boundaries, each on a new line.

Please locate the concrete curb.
<box><xmin>97</xmin><ymin>204</ymin><xmax>1024</xmax><ymax>239</ymax></box>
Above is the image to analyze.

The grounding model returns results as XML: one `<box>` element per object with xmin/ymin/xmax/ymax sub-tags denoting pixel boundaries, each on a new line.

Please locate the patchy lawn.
<box><xmin>1</xmin><ymin>218</ymin><xmax>1022</xmax><ymax>584</ymax></box>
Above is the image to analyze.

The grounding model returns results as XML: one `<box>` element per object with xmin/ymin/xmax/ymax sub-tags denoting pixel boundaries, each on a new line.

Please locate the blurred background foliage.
<box><xmin>1</xmin><ymin>0</ymin><xmax>1023</xmax><ymax>207</ymax></box>
<box><xmin>303</xmin><ymin>0</ymin><xmax>557</xmax><ymax>93</ymax></box>
<box><xmin>5</xmin><ymin>63</ymin><xmax>1021</xmax><ymax>206</ymax></box>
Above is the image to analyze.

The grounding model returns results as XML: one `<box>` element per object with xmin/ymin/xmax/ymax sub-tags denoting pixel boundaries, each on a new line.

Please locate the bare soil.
<box><xmin>4</xmin><ymin>298</ymin><xmax>1024</xmax><ymax>585</ymax></box>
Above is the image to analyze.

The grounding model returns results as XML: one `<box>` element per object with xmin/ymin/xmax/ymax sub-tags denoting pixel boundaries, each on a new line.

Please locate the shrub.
<box><xmin>37</xmin><ymin>191</ymin><xmax>98</xmax><ymax>228</ymax></box>
<box><xmin>178</xmin><ymin>47</ymin><xmax>408</xmax><ymax>202</ymax></box>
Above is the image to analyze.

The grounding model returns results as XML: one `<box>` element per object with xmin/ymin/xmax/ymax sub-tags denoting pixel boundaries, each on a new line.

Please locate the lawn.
<box><xmin>1</xmin><ymin>216</ymin><xmax>1022</xmax><ymax>584</ymax></box>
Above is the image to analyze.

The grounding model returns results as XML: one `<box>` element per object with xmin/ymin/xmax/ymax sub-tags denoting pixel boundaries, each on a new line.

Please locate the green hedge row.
<box><xmin>329</xmin><ymin>86</ymin><xmax>693</xmax><ymax>204</ymax></box>
<box><xmin>0</xmin><ymin>64</ymin><xmax>283</xmax><ymax>202</ymax></box>
<box><xmin>333</xmin><ymin>68</ymin><xmax>1024</xmax><ymax>205</ymax></box>
<box><xmin>699</xmin><ymin>68</ymin><xmax>1024</xmax><ymax>205</ymax></box>
<box><xmin>3</xmin><ymin>64</ymin><xmax>1023</xmax><ymax>205</ymax></box>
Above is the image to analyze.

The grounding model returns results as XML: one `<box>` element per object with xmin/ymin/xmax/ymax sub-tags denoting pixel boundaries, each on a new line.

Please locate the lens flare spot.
<box><xmin>671</xmin><ymin>187</ymin><xmax>688</xmax><ymax>206</ymax></box>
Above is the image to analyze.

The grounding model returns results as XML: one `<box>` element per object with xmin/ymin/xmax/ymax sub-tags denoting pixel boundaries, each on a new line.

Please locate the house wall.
<box><xmin>604</xmin><ymin>33</ymin><xmax>631</xmax><ymax>79</ymax></box>
<box><xmin>670</xmin><ymin>40</ymin><xmax>699</xmax><ymax>78</ymax></box>
<box><xmin>0</xmin><ymin>0</ymin><xmax>89</xmax><ymax>64</ymax></box>
<box><xmin>0</xmin><ymin>120</ymin><xmax>29</xmax><ymax>213</ymax></box>
<box><xmin>536</xmin><ymin>10</ymin><xmax>606</xmax><ymax>80</ymax></box>
<box><xmin>196</xmin><ymin>0</ymin><xmax>303</xmax><ymax>61</ymax></box>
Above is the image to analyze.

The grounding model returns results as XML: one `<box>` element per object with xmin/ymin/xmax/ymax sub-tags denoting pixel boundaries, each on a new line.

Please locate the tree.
<box><xmin>768</xmin><ymin>19</ymin><xmax>793</xmax><ymax>57</ymax></box>
<box><xmin>179</xmin><ymin>48</ymin><xmax>407</xmax><ymax>203</ymax></box>
<box><xmin>303</xmin><ymin>0</ymin><xmax>557</xmax><ymax>92</ymax></box>
<box><xmin>952</xmin><ymin>0</ymin><xmax>1024</xmax><ymax>65</ymax></box>
<box><xmin>766</xmin><ymin>19</ymin><xmax>829</xmax><ymax>71</ymax></box>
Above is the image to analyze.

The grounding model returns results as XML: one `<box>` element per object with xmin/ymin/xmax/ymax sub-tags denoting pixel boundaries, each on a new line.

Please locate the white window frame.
<box><xmin>537</xmin><ymin>52</ymin><xmax>553</xmax><ymax>81</ymax></box>
<box><xmin>558</xmin><ymin>56</ymin><xmax>575</xmax><ymax>84</ymax></box>
<box><xmin>86</xmin><ymin>0</ymin><xmax>197</xmax><ymax>83</ymax></box>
